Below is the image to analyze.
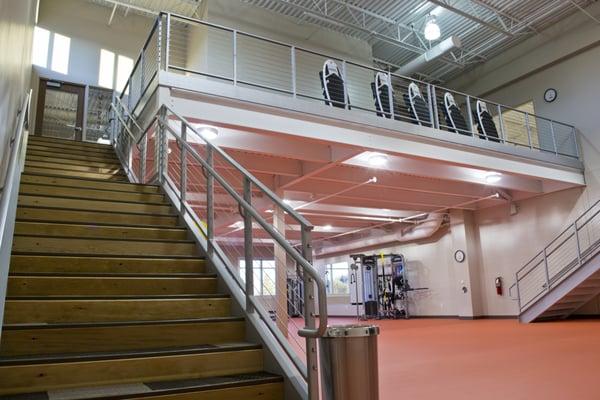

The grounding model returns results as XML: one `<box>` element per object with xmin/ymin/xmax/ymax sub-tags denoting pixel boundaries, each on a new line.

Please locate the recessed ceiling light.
<box><xmin>323</xmin><ymin>224</ymin><xmax>333</xmax><ymax>231</ymax></box>
<box><xmin>367</xmin><ymin>153</ymin><xmax>388</xmax><ymax>167</ymax></box>
<box><xmin>192</xmin><ymin>124</ymin><xmax>219</xmax><ymax>140</ymax></box>
<box><xmin>485</xmin><ymin>171</ymin><xmax>502</xmax><ymax>185</ymax></box>
<box><xmin>265</xmin><ymin>209</ymin><xmax>274</xmax><ymax>213</ymax></box>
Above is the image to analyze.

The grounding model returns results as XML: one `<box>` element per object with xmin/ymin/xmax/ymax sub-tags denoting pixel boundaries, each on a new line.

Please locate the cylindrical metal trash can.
<box><xmin>319</xmin><ymin>324</ymin><xmax>380</xmax><ymax>400</ymax></box>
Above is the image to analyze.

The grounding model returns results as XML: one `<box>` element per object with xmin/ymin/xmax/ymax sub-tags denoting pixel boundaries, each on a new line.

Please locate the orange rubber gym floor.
<box><xmin>330</xmin><ymin>317</ymin><xmax>600</xmax><ymax>400</ymax></box>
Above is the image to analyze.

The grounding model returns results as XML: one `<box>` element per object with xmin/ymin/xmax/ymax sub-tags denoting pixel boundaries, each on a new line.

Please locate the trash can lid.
<box><xmin>324</xmin><ymin>324</ymin><xmax>380</xmax><ymax>338</ymax></box>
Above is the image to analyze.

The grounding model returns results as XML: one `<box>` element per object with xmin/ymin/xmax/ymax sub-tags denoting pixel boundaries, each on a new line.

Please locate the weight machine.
<box><xmin>350</xmin><ymin>253</ymin><xmax>427</xmax><ymax>319</ymax></box>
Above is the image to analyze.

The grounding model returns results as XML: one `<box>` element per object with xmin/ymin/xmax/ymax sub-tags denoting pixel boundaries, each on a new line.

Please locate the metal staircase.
<box><xmin>515</xmin><ymin>199</ymin><xmax>600</xmax><ymax>323</ymax></box>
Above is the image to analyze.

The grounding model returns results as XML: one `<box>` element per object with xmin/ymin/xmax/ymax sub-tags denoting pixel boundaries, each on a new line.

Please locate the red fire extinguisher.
<box><xmin>495</xmin><ymin>277</ymin><xmax>503</xmax><ymax>296</ymax></box>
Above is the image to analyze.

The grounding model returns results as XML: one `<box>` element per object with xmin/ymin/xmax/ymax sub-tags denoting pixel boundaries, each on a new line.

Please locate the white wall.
<box><xmin>35</xmin><ymin>0</ymin><xmax>152</xmax><ymax>86</ymax></box>
<box><xmin>0</xmin><ymin>0</ymin><xmax>37</xmax><ymax>181</ymax></box>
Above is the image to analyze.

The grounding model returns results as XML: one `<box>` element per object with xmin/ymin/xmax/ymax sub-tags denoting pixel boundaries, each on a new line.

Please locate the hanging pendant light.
<box><xmin>424</xmin><ymin>14</ymin><xmax>441</xmax><ymax>41</ymax></box>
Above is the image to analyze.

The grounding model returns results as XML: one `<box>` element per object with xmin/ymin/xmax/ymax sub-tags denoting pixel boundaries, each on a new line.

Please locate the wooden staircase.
<box><xmin>0</xmin><ymin>136</ymin><xmax>283</xmax><ymax>399</ymax></box>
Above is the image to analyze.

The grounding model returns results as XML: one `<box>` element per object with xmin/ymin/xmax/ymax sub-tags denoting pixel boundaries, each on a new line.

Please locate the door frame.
<box><xmin>35</xmin><ymin>78</ymin><xmax>86</xmax><ymax>141</ymax></box>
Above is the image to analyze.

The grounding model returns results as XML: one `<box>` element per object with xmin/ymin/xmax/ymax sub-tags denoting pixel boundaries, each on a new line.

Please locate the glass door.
<box><xmin>35</xmin><ymin>79</ymin><xmax>85</xmax><ymax>141</ymax></box>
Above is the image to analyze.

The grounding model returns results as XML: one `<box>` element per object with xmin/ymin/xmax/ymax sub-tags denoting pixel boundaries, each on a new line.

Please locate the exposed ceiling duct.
<box><xmin>396</xmin><ymin>36</ymin><xmax>462</xmax><ymax>76</ymax></box>
<box><xmin>314</xmin><ymin>213</ymin><xmax>446</xmax><ymax>258</ymax></box>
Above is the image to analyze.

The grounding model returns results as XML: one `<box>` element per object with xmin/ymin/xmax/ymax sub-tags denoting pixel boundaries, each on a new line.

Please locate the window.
<box><xmin>116</xmin><ymin>55</ymin><xmax>133</xmax><ymax>93</ymax></box>
<box><xmin>98</xmin><ymin>49</ymin><xmax>115</xmax><ymax>88</ymax></box>
<box><xmin>32</xmin><ymin>26</ymin><xmax>50</xmax><ymax>68</ymax></box>
<box><xmin>324</xmin><ymin>261</ymin><xmax>349</xmax><ymax>295</ymax></box>
<box><xmin>239</xmin><ymin>259</ymin><xmax>276</xmax><ymax>296</ymax></box>
<box><xmin>51</xmin><ymin>33</ymin><xmax>70</xmax><ymax>74</ymax></box>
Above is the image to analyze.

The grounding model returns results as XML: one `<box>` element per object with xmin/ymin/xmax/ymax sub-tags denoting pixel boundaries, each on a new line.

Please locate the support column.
<box><xmin>449</xmin><ymin>209</ymin><xmax>484</xmax><ymax>318</ymax></box>
<box><xmin>273</xmin><ymin>197</ymin><xmax>289</xmax><ymax>337</ymax></box>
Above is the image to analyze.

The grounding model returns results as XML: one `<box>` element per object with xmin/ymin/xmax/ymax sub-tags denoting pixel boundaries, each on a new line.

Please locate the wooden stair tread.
<box><xmin>28</xmin><ymin>136</ymin><xmax>114</xmax><ymax>149</ymax></box>
<box><xmin>9</xmin><ymin>255</ymin><xmax>205</xmax><ymax>275</ymax></box>
<box><xmin>21</xmin><ymin>173</ymin><xmax>161</xmax><ymax>193</ymax></box>
<box><xmin>14</xmin><ymin>222</ymin><xmax>188</xmax><ymax>240</ymax></box>
<box><xmin>3</xmin><ymin>316</ymin><xmax>245</xmax><ymax>330</ymax></box>
<box><xmin>8</xmin><ymin>272</ymin><xmax>212</xmax><ymax>278</ymax></box>
<box><xmin>0</xmin><ymin>373</ymin><xmax>282</xmax><ymax>400</ymax></box>
<box><xmin>19</xmin><ymin>184</ymin><xmax>167</xmax><ymax>204</ymax></box>
<box><xmin>0</xmin><ymin>343</ymin><xmax>260</xmax><ymax>366</ymax></box>
<box><xmin>17</xmin><ymin>193</ymin><xmax>170</xmax><ymax>206</ymax></box>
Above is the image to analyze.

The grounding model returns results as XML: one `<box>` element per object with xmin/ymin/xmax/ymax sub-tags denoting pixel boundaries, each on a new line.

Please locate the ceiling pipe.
<box><xmin>396</xmin><ymin>36</ymin><xmax>462</xmax><ymax>76</ymax></box>
<box><xmin>314</xmin><ymin>213</ymin><xmax>446</xmax><ymax>257</ymax></box>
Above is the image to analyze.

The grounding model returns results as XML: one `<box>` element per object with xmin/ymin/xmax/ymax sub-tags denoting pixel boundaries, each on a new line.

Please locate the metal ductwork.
<box><xmin>315</xmin><ymin>213</ymin><xmax>446</xmax><ymax>258</ymax></box>
<box><xmin>396</xmin><ymin>36</ymin><xmax>462</xmax><ymax>76</ymax></box>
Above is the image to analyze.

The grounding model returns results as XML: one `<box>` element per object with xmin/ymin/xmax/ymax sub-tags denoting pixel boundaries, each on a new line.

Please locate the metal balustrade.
<box><xmin>513</xmin><ymin>200</ymin><xmax>600</xmax><ymax>312</ymax></box>
<box><xmin>115</xmin><ymin>12</ymin><xmax>581</xmax><ymax>162</ymax></box>
<box><xmin>111</xmin><ymin>100</ymin><xmax>327</xmax><ymax>399</ymax></box>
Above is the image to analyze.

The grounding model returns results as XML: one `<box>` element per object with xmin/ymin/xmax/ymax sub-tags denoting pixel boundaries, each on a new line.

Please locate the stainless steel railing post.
<box><xmin>180</xmin><ymin>122</ymin><xmax>187</xmax><ymax>210</ymax></box>
<box><xmin>387</xmin><ymin>71</ymin><xmax>394</xmax><ymax>120</ymax></box>
<box><xmin>157</xmin><ymin>107</ymin><xmax>167</xmax><ymax>184</ymax></box>
<box><xmin>575</xmin><ymin>222</ymin><xmax>582</xmax><ymax>266</ymax></box>
<box><xmin>572</xmin><ymin>127</ymin><xmax>580</xmax><ymax>159</ymax></box>
<box><xmin>206</xmin><ymin>146</ymin><xmax>215</xmax><ymax>256</ymax></box>
<box><xmin>431</xmin><ymin>85</ymin><xmax>439</xmax><ymax>129</ymax></box>
<box><xmin>497</xmin><ymin>104</ymin><xmax>506</xmax><ymax>143</ymax></box>
<box><xmin>243</xmin><ymin>177</ymin><xmax>254</xmax><ymax>313</ymax></box>
<box><xmin>341</xmin><ymin>60</ymin><xmax>348</xmax><ymax>110</ymax></box>
<box><xmin>233</xmin><ymin>30</ymin><xmax>238</xmax><ymax>86</ymax></box>
<box><xmin>525</xmin><ymin>112</ymin><xmax>533</xmax><ymax>149</ymax></box>
<box><xmin>550</xmin><ymin>121</ymin><xmax>558</xmax><ymax>155</ymax></box>
<box><xmin>291</xmin><ymin>46</ymin><xmax>296</xmax><ymax>98</ymax></box>
<box><xmin>165</xmin><ymin>13</ymin><xmax>171</xmax><ymax>70</ymax></box>
<box><xmin>466</xmin><ymin>95</ymin><xmax>475</xmax><ymax>136</ymax></box>
<box><xmin>515</xmin><ymin>276</ymin><xmax>522</xmax><ymax>312</ymax></box>
<box><xmin>301</xmin><ymin>226</ymin><xmax>320</xmax><ymax>400</ymax></box>
<box><xmin>543</xmin><ymin>249</ymin><xmax>551</xmax><ymax>292</ymax></box>
<box><xmin>140</xmin><ymin>135</ymin><xmax>147</xmax><ymax>183</ymax></box>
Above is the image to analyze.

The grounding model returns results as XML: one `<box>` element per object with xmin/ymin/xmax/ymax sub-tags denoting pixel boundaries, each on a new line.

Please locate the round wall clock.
<box><xmin>454</xmin><ymin>250</ymin><xmax>466</xmax><ymax>263</ymax></box>
<box><xmin>544</xmin><ymin>88</ymin><xmax>558</xmax><ymax>103</ymax></box>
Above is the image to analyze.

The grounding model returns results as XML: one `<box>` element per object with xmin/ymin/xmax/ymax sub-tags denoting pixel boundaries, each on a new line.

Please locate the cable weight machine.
<box><xmin>350</xmin><ymin>253</ymin><xmax>427</xmax><ymax>320</ymax></box>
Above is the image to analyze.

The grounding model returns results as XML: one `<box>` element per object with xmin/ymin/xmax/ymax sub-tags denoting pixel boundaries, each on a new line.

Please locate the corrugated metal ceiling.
<box><xmin>88</xmin><ymin>0</ymin><xmax>597</xmax><ymax>82</ymax></box>
<box><xmin>243</xmin><ymin>0</ymin><xmax>597</xmax><ymax>81</ymax></box>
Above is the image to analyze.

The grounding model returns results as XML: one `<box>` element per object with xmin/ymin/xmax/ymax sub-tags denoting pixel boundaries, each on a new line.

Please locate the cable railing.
<box><xmin>110</xmin><ymin>100</ymin><xmax>327</xmax><ymax>399</ymax></box>
<box><xmin>116</xmin><ymin>12</ymin><xmax>581</xmax><ymax>162</ymax></box>
<box><xmin>514</xmin><ymin>200</ymin><xmax>600</xmax><ymax>312</ymax></box>
<box><xmin>0</xmin><ymin>91</ymin><xmax>31</xmax><ymax>338</ymax></box>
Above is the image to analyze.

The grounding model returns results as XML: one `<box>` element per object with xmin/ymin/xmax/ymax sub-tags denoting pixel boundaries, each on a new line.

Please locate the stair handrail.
<box><xmin>515</xmin><ymin>199</ymin><xmax>600</xmax><ymax>311</ymax></box>
<box><xmin>111</xmin><ymin>101</ymin><xmax>327</xmax><ymax>398</ymax></box>
<box><xmin>0</xmin><ymin>90</ymin><xmax>31</xmax><ymax>338</ymax></box>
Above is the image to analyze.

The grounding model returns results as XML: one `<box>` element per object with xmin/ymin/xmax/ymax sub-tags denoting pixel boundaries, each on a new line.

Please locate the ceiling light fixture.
<box><xmin>367</xmin><ymin>153</ymin><xmax>388</xmax><ymax>167</ymax></box>
<box><xmin>484</xmin><ymin>171</ymin><xmax>502</xmax><ymax>185</ymax></box>
<box><xmin>193</xmin><ymin>124</ymin><xmax>219</xmax><ymax>140</ymax></box>
<box><xmin>424</xmin><ymin>14</ymin><xmax>441</xmax><ymax>41</ymax></box>
<box><xmin>323</xmin><ymin>224</ymin><xmax>333</xmax><ymax>231</ymax></box>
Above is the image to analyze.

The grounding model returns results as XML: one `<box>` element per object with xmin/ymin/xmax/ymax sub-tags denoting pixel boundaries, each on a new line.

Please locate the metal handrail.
<box><xmin>158</xmin><ymin>116</ymin><xmax>327</xmax><ymax>336</ymax></box>
<box><xmin>515</xmin><ymin>199</ymin><xmax>600</xmax><ymax>311</ymax></box>
<box><xmin>163</xmin><ymin>105</ymin><xmax>315</xmax><ymax>230</ymax></box>
<box><xmin>0</xmin><ymin>91</ymin><xmax>31</xmax><ymax>338</ymax></box>
<box><xmin>110</xmin><ymin>99</ymin><xmax>327</xmax><ymax>398</ymax></box>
